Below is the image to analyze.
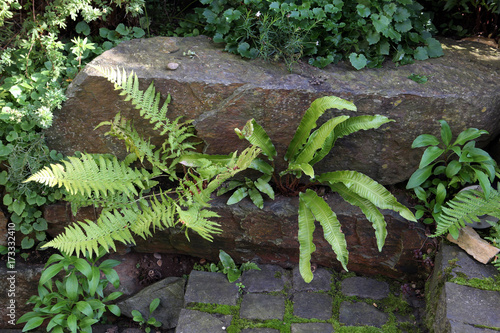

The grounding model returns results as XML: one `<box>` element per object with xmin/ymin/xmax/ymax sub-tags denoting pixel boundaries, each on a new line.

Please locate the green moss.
<box><xmin>186</xmin><ymin>302</ymin><xmax>239</xmax><ymax>315</ymax></box>
<box><xmin>450</xmin><ymin>276</ymin><xmax>500</xmax><ymax>291</ymax></box>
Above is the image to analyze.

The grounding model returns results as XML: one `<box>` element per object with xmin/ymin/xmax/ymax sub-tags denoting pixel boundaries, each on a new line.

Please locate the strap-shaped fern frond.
<box><xmin>297</xmin><ymin>197</ymin><xmax>317</xmax><ymax>283</ymax></box>
<box><xmin>308</xmin><ymin>115</ymin><xmax>394</xmax><ymax>166</ymax></box>
<box><xmin>316</xmin><ymin>170</ymin><xmax>417</xmax><ymax>222</ymax></box>
<box><xmin>235</xmin><ymin>119</ymin><xmax>277</xmax><ymax>161</ymax></box>
<box><xmin>435</xmin><ymin>188</ymin><xmax>500</xmax><ymax>237</ymax></box>
<box><xmin>285</xmin><ymin>96</ymin><xmax>357</xmax><ymax>162</ymax></box>
<box><xmin>300</xmin><ymin>189</ymin><xmax>348</xmax><ymax>273</ymax></box>
<box><xmin>329</xmin><ymin>182</ymin><xmax>387</xmax><ymax>251</ymax></box>
<box><xmin>24</xmin><ymin>153</ymin><xmax>153</xmax><ymax>199</ymax></box>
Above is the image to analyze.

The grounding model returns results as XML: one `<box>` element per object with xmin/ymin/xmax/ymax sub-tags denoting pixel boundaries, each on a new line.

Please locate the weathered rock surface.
<box><xmin>426</xmin><ymin>243</ymin><xmax>500</xmax><ymax>332</ymax></box>
<box><xmin>45</xmin><ymin>192</ymin><xmax>428</xmax><ymax>279</ymax></box>
<box><xmin>45</xmin><ymin>36</ymin><xmax>500</xmax><ymax>185</ymax></box>
<box><xmin>117</xmin><ymin>277</ymin><xmax>185</xmax><ymax>329</ymax></box>
<box><xmin>0</xmin><ymin>261</ymin><xmax>44</xmax><ymax>329</ymax></box>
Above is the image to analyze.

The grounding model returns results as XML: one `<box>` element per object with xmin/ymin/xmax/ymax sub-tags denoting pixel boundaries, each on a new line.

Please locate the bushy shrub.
<box><xmin>175</xmin><ymin>0</ymin><xmax>443</xmax><ymax>70</ymax></box>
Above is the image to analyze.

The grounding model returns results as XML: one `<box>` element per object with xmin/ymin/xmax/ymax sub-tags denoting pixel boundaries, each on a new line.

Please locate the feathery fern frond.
<box><xmin>24</xmin><ymin>153</ymin><xmax>154</xmax><ymax>199</ymax></box>
<box><xmin>42</xmin><ymin>193</ymin><xmax>178</xmax><ymax>257</ymax></box>
<box><xmin>435</xmin><ymin>188</ymin><xmax>500</xmax><ymax>237</ymax></box>
<box><xmin>93</xmin><ymin>65</ymin><xmax>196</xmax><ymax>156</ymax></box>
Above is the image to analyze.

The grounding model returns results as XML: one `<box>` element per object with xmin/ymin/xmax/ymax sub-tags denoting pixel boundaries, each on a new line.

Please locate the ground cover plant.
<box><xmin>173</xmin><ymin>0</ymin><xmax>444</xmax><ymax>70</ymax></box>
<box><xmin>0</xmin><ymin>0</ymin><xmax>146</xmax><ymax>253</ymax></box>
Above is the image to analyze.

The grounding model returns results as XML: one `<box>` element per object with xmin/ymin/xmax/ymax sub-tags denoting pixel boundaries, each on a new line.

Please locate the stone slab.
<box><xmin>291</xmin><ymin>323</ymin><xmax>335</xmax><ymax>333</ymax></box>
<box><xmin>242</xmin><ymin>264</ymin><xmax>288</xmax><ymax>292</ymax></box>
<box><xmin>438</xmin><ymin>282</ymin><xmax>500</xmax><ymax>330</ymax></box>
<box><xmin>240</xmin><ymin>329</ymin><xmax>280</xmax><ymax>333</ymax></box>
<box><xmin>175</xmin><ymin>309</ymin><xmax>231</xmax><ymax>333</ymax></box>
<box><xmin>292</xmin><ymin>266</ymin><xmax>332</xmax><ymax>291</ymax></box>
<box><xmin>339</xmin><ymin>301</ymin><xmax>389</xmax><ymax>328</ymax></box>
<box><xmin>293</xmin><ymin>292</ymin><xmax>333</xmax><ymax>320</ymax></box>
<box><xmin>341</xmin><ymin>276</ymin><xmax>390</xmax><ymax>300</ymax></box>
<box><xmin>184</xmin><ymin>271</ymin><xmax>239</xmax><ymax>305</ymax></box>
<box><xmin>117</xmin><ymin>277</ymin><xmax>185</xmax><ymax>329</ymax></box>
<box><xmin>240</xmin><ymin>294</ymin><xmax>286</xmax><ymax>320</ymax></box>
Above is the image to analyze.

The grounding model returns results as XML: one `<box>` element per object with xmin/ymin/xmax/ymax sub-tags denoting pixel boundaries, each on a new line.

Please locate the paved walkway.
<box><xmin>175</xmin><ymin>265</ymin><xmax>426</xmax><ymax>333</ymax></box>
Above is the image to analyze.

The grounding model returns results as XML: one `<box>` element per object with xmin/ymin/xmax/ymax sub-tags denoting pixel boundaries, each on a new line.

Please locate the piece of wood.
<box><xmin>447</xmin><ymin>226</ymin><xmax>500</xmax><ymax>264</ymax></box>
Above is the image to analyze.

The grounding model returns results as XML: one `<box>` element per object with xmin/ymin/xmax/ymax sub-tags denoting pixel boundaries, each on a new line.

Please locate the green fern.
<box><xmin>435</xmin><ymin>187</ymin><xmax>500</xmax><ymax>238</ymax></box>
<box><xmin>24</xmin><ymin>67</ymin><xmax>260</xmax><ymax>257</ymax></box>
<box><xmin>92</xmin><ymin>66</ymin><xmax>195</xmax><ymax>158</ymax></box>
<box><xmin>233</xmin><ymin>95</ymin><xmax>416</xmax><ymax>282</ymax></box>
<box><xmin>24</xmin><ymin>153</ymin><xmax>154</xmax><ymax>198</ymax></box>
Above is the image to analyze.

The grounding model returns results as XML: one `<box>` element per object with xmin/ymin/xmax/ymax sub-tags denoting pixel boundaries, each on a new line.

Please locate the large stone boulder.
<box><xmin>45</xmin><ymin>36</ymin><xmax>500</xmax><ymax>185</ymax></box>
<box><xmin>43</xmin><ymin>192</ymin><xmax>428</xmax><ymax>279</ymax></box>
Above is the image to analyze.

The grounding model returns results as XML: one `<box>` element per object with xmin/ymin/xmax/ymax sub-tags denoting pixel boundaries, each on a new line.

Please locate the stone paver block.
<box><xmin>339</xmin><ymin>301</ymin><xmax>389</xmax><ymax>328</ymax></box>
<box><xmin>449</xmin><ymin>321</ymin><xmax>500</xmax><ymax>333</ymax></box>
<box><xmin>184</xmin><ymin>271</ymin><xmax>239</xmax><ymax>305</ymax></box>
<box><xmin>436</xmin><ymin>282</ymin><xmax>500</xmax><ymax>330</ymax></box>
<box><xmin>437</xmin><ymin>244</ymin><xmax>498</xmax><ymax>280</ymax></box>
<box><xmin>175</xmin><ymin>309</ymin><xmax>231</xmax><ymax>333</ymax></box>
<box><xmin>292</xmin><ymin>266</ymin><xmax>332</xmax><ymax>292</ymax></box>
<box><xmin>242</xmin><ymin>264</ymin><xmax>288</xmax><ymax>292</ymax></box>
<box><xmin>117</xmin><ymin>277</ymin><xmax>185</xmax><ymax>329</ymax></box>
<box><xmin>341</xmin><ymin>276</ymin><xmax>389</xmax><ymax>300</ymax></box>
<box><xmin>240</xmin><ymin>294</ymin><xmax>286</xmax><ymax>320</ymax></box>
<box><xmin>293</xmin><ymin>292</ymin><xmax>333</xmax><ymax>320</ymax></box>
<box><xmin>291</xmin><ymin>323</ymin><xmax>335</xmax><ymax>333</ymax></box>
<box><xmin>240</xmin><ymin>329</ymin><xmax>280</xmax><ymax>333</ymax></box>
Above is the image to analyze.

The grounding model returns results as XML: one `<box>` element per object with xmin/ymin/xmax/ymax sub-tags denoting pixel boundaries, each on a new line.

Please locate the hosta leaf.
<box><xmin>407</xmin><ymin>164</ymin><xmax>434</xmax><ymax>189</ymax></box>
<box><xmin>419</xmin><ymin>146</ymin><xmax>444</xmax><ymax>169</ymax></box>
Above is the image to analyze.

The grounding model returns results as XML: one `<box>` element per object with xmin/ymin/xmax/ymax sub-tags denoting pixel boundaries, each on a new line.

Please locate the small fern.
<box><xmin>435</xmin><ymin>187</ymin><xmax>500</xmax><ymax>238</ymax></box>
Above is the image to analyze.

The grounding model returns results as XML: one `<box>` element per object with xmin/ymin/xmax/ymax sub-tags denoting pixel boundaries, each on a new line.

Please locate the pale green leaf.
<box><xmin>297</xmin><ymin>195</ymin><xmax>316</xmax><ymax>283</ymax></box>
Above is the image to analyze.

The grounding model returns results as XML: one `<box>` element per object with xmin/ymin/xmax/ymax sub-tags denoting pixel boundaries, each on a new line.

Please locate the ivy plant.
<box><xmin>17</xmin><ymin>247</ymin><xmax>122</xmax><ymax>333</ymax></box>
<box><xmin>406</xmin><ymin>119</ymin><xmax>498</xmax><ymax>238</ymax></box>
<box><xmin>175</xmin><ymin>0</ymin><xmax>443</xmax><ymax>70</ymax></box>
<box><xmin>224</xmin><ymin>96</ymin><xmax>416</xmax><ymax>282</ymax></box>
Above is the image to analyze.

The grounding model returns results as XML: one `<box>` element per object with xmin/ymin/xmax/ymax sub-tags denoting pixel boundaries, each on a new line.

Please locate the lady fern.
<box><xmin>24</xmin><ymin>67</ymin><xmax>260</xmax><ymax>257</ymax></box>
<box><xmin>435</xmin><ymin>187</ymin><xmax>500</xmax><ymax>238</ymax></box>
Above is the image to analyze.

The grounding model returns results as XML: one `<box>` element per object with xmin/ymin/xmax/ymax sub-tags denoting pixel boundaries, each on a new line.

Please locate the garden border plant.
<box><xmin>174</xmin><ymin>0</ymin><xmax>444</xmax><ymax>70</ymax></box>
<box><xmin>0</xmin><ymin>1</ymin><xmax>147</xmax><ymax>252</ymax></box>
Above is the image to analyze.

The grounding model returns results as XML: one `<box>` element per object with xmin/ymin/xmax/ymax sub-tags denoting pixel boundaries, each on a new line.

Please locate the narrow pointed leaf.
<box><xmin>300</xmin><ymin>189</ymin><xmax>348</xmax><ymax>271</ymax></box>
<box><xmin>411</xmin><ymin>134</ymin><xmax>440</xmax><ymax>148</ymax></box>
<box><xmin>406</xmin><ymin>164</ymin><xmax>434</xmax><ymax>189</ymax></box>
<box><xmin>453</xmin><ymin>128</ymin><xmax>488</xmax><ymax>146</ymax></box>
<box><xmin>297</xmin><ymin>195</ymin><xmax>317</xmax><ymax>283</ymax></box>
<box><xmin>285</xmin><ymin>96</ymin><xmax>356</xmax><ymax>162</ymax></box>
<box><xmin>439</xmin><ymin>120</ymin><xmax>452</xmax><ymax>146</ymax></box>
<box><xmin>419</xmin><ymin>146</ymin><xmax>444</xmax><ymax>168</ymax></box>
<box><xmin>254</xmin><ymin>177</ymin><xmax>275</xmax><ymax>199</ymax></box>
<box><xmin>227</xmin><ymin>187</ymin><xmax>248</xmax><ymax>205</ymax></box>
<box><xmin>235</xmin><ymin>119</ymin><xmax>276</xmax><ymax>160</ymax></box>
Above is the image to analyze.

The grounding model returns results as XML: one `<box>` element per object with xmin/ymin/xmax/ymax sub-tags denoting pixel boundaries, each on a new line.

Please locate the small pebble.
<box><xmin>167</xmin><ymin>62</ymin><xmax>179</xmax><ymax>70</ymax></box>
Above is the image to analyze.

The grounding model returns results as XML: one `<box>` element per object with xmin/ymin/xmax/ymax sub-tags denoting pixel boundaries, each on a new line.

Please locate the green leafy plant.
<box><xmin>193</xmin><ymin>250</ymin><xmax>260</xmax><ymax>283</ymax></box>
<box><xmin>435</xmin><ymin>185</ymin><xmax>500</xmax><ymax>238</ymax></box>
<box><xmin>175</xmin><ymin>0</ymin><xmax>443</xmax><ymax>70</ymax></box>
<box><xmin>0</xmin><ymin>1</ymin><xmax>147</xmax><ymax>251</ymax></box>
<box><xmin>406</xmin><ymin>119</ymin><xmax>498</xmax><ymax>235</ymax></box>
<box><xmin>24</xmin><ymin>67</ymin><xmax>260</xmax><ymax>257</ymax></box>
<box><xmin>131</xmin><ymin>298</ymin><xmax>162</xmax><ymax>333</ymax></box>
<box><xmin>17</xmin><ymin>247</ymin><xmax>122</xmax><ymax>333</ymax></box>
<box><xmin>231</xmin><ymin>96</ymin><xmax>416</xmax><ymax>282</ymax></box>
